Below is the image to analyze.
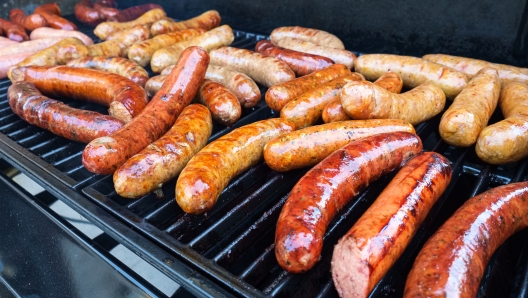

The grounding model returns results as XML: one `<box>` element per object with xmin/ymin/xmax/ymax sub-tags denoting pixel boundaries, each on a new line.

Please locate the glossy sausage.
<box><xmin>0</xmin><ymin>18</ymin><xmax>29</xmax><ymax>42</ymax></box>
<box><xmin>270</xmin><ymin>26</ymin><xmax>345</xmax><ymax>49</ymax></box>
<box><xmin>275</xmin><ymin>37</ymin><xmax>356</xmax><ymax>68</ymax></box>
<box><xmin>195</xmin><ymin>79</ymin><xmax>242</xmax><ymax>126</ymax></box>
<box><xmin>94</xmin><ymin>8</ymin><xmax>165</xmax><ymax>40</ymax></box>
<box><xmin>74</xmin><ymin>0</ymin><xmax>105</xmax><ymax>26</ymax></box>
<box><xmin>144</xmin><ymin>75</ymin><xmax>166</xmax><ymax>97</ymax></box>
<box><xmin>150</xmin><ymin>10</ymin><xmax>221</xmax><ymax>36</ymax></box>
<box><xmin>93</xmin><ymin>0</ymin><xmax>119</xmax><ymax>19</ymax></box>
<box><xmin>9</xmin><ymin>9</ymin><xmax>47</xmax><ymax>31</ymax></box>
<box><xmin>108</xmin><ymin>4</ymin><xmax>164</xmax><ymax>22</ymax></box>
<box><xmin>34</xmin><ymin>3</ymin><xmax>77</xmax><ymax>31</ymax></box>
<box><xmin>30</xmin><ymin>27</ymin><xmax>93</xmax><ymax>45</ymax></box>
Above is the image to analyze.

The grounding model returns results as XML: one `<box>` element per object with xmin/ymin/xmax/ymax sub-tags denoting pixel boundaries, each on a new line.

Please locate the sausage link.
<box><xmin>9</xmin><ymin>9</ymin><xmax>47</xmax><ymax>31</ymax></box>
<box><xmin>195</xmin><ymin>79</ymin><xmax>242</xmax><ymax>126</ymax></box>
<box><xmin>264</xmin><ymin>119</ymin><xmax>415</xmax><ymax>172</ymax></box>
<box><xmin>476</xmin><ymin>82</ymin><xmax>528</xmax><ymax>164</ymax></box>
<box><xmin>404</xmin><ymin>181</ymin><xmax>528</xmax><ymax>298</ymax></box>
<box><xmin>0</xmin><ymin>36</ymin><xmax>19</xmax><ymax>46</ymax></box>
<box><xmin>108</xmin><ymin>4</ymin><xmax>164</xmax><ymax>22</ymax></box>
<box><xmin>82</xmin><ymin>46</ymin><xmax>209</xmax><ymax>175</ymax></box>
<box><xmin>280</xmin><ymin>73</ymin><xmax>364</xmax><ymax>129</ymax></box>
<box><xmin>275</xmin><ymin>132</ymin><xmax>422</xmax><ymax>273</ymax></box>
<box><xmin>30</xmin><ymin>27</ymin><xmax>93</xmax><ymax>45</ymax></box>
<box><xmin>176</xmin><ymin>118</ymin><xmax>295</xmax><ymax>214</ymax></box>
<box><xmin>255</xmin><ymin>40</ymin><xmax>334</xmax><ymax>77</ymax></box>
<box><xmin>0</xmin><ymin>53</ymin><xmax>32</xmax><ymax>79</ymax></box>
<box><xmin>114</xmin><ymin>104</ymin><xmax>212</xmax><ymax>198</ymax></box>
<box><xmin>93</xmin><ymin>0</ymin><xmax>119</xmax><ymax>19</ymax></box>
<box><xmin>151</xmin><ymin>25</ymin><xmax>234</xmax><ymax>73</ymax></box>
<box><xmin>265</xmin><ymin>64</ymin><xmax>350</xmax><ymax>111</ymax></box>
<box><xmin>0</xmin><ymin>37</ymin><xmax>65</xmax><ymax>56</ymax></box>
<box><xmin>74</xmin><ymin>0</ymin><xmax>105</xmax><ymax>26</ymax></box>
<box><xmin>332</xmin><ymin>152</ymin><xmax>452</xmax><ymax>298</ymax></box>
<box><xmin>145</xmin><ymin>75</ymin><xmax>166</xmax><ymax>97</ymax></box>
<box><xmin>67</xmin><ymin>56</ymin><xmax>149</xmax><ymax>88</ymax></box>
<box><xmin>150</xmin><ymin>10</ymin><xmax>221</xmax><ymax>36</ymax></box>
<box><xmin>10</xmin><ymin>65</ymin><xmax>149</xmax><ymax>123</ymax></box>
<box><xmin>35</xmin><ymin>3</ymin><xmax>77</xmax><ymax>31</ymax></box>
<box><xmin>341</xmin><ymin>82</ymin><xmax>446</xmax><ymax>125</ymax></box>
<box><xmin>270</xmin><ymin>26</ymin><xmax>345</xmax><ymax>50</ymax></box>
<box><xmin>8</xmin><ymin>81</ymin><xmax>123</xmax><ymax>143</ymax></box>
<box><xmin>0</xmin><ymin>18</ymin><xmax>29</xmax><ymax>42</ymax></box>
<box><xmin>94</xmin><ymin>8</ymin><xmax>165</xmax><ymax>40</ymax></box>
<box><xmin>275</xmin><ymin>37</ymin><xmax>356</xmax><ymax>68</ymax></box>
<box><xmin>439</xmin><ymin>67</ymin><xmax>501</xmax><ymax>147</ymax></box>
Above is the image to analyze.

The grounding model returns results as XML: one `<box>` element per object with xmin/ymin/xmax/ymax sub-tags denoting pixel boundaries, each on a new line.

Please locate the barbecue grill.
<box><xmin>1</xmin><ymin>2</ymin><xmax>528</xmax><ymax>297</ymax></box>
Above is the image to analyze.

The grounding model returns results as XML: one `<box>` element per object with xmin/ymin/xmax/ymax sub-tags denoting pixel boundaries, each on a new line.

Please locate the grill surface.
<box><xmin>0</xmin><ymin>12</ymin><xmax>528</xmax><ymax>298</ymax></box>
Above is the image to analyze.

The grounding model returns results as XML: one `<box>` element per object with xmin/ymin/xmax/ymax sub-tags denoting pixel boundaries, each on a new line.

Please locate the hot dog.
<box><xmin>274</xmin><ymin>37</ymin><xmax>356</xmax><ymax>68</ymax></box>
<box><xmin>151</xmin><ymin>25</ymin><xmax>234</xmax><ymax>73</ymax></box>
<box><xmin>0</xmin><ymin>18</ymin><xmax>29</xmax><ymax>42</ymax></box>
<box><xmin>404</xmin><ymin>181</ymin><xmax>528</xmax><ymax>298</ymax></box>
<box><xmin>341</xmin><ymin>82</ymin><xmax>446</xmax><ymax>125</ymax></box>
<box><xmin>74</xmin><ymin>0</ymin><xmax>105</xmax><ymax>26</ymax></box>
<box><xmin>332</xmin><ymin>152</ymin><xmax>452</xmax><ymax>298</ymax></box>
<box><xmin>150</xmin><ymin>10</ymin><xmax>221</xmax><ymax>36</ymax></box>
<box><xmin>275</xmin><ymin>132</ymin><xmax>423</xmax><ymax>273</ymax></box>
<box><xmin>195</xmin><ymin>79</ymin><xmax>242</xmax><ymax>126</ymax></box>
<box><xmin>108</xmin><ymin>4</ymin><xmax>164</xmax><ymax>22</ymax></box>
<box><xmin>264</xmin><ymin>119</ymin><xmax>415</xmax><ymax>172</ymax></box>
<box><xmin>9</xmin><ymin>9</ymin><xmax>48</xmax><ymax>31</ymax></box>
<box><xmin>34</xmin><ymin>3</ymin><xmax>77</xmax><ymax>31</ymax></box>
<box><xmin>0</xmin><ymin>37</ymin><xmax>65</xmax><ymax>56</ymax></box>
<box><xmin>176</xmin><ymin>118</ymin><xmax>295</xmax><ymax>214</ymax></box>
<box><xmin>271</xmin><ymin>26</ymin><xmax>345</xmax><ymax>49</ymax></box>
<box><xmin>128</xmin><ymin>28</ymin><xmax>205</xmax><ymax>67</ymax></box>
<box><xmin>265</xmin><ymin>64</ymin><xmax>350</xmax><ymax>111</ymax></box>
<box><xmin>8</xmin><ymin>81</ymin><xmax>123</xmax><ymax>143</ymax></box>
<box><xmin>93</xmin><ymin>0</ymin><xmax>119</xmax><ymax>19</ymax></box>
<box><xmin>439</xmin><ymin>67</ymin><xmax>500</xmax><ymax>147</ymax></box>
<box><xmin>82</xmin><ymin>46</ymin><xmax>209</xmax><ymax>175</ymax></box>
<box><xmin>0</xmin><ymin>36</ymin><xmax>19</xmax><ymax>46</ymax></box>
<box><xmin>95</xmin><ymin>8</ymin><xmax>165</xmax><ymax>40</ymax></box>
<box><xmin>10</xmin><ymin>65</ymin><xmax>148</xmax><ymax>123</ymax></box>
<box><xmin>114</xmin><ymin>104</ymin><xmax>212</xmax><ymax>199</ymax></box>
<box><xmin>255</xmin><ymin>40</ymin><xmax>334</xmax><ymax>77</ymax></box>
<box><xmin>476</xmin><ymin>82</ymin><xmax>528</xmax><ymax>164</ymax></box>
<box><xmin>66</xmin><ymin>56</ymin><xmax>149</xmax><ymax>88</ymax></box>
<box><xmin>0</xmin><ymin>53</ymin><xmax>33</xmax><ymax>79</ymax></box>
<box><xmin>354</xmin><ymin>54</ymin><xmax>468</xmax><ymax>99</ymax></box>
<box><xmin>30</xmin><ymin>27</ymin><xmax>93</xmax><ymax>46</ymax></box>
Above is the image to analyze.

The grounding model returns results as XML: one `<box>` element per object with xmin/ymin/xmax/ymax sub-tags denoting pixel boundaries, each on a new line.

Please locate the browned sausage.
<box><xmin>74</xmin><ymin>0</ymin><xmax>106</xmax><ymax>26</ymax></box>
<box><xmin>0</xmin><ymin>18</ymin><xmax>29</xmax><ymax>42</ymax></box>
<box><xmin>265</xmin><ymin>64</ymin><xmax>350</xmax><ymax>112</ymax></box>
<box><xmin>264</xmin><ymin>119</ymin><xmax>415</xmax><ymax>172</ymax></box>
<box><xmin>404</xmin><ymin>181</ymin><xmax>528</xmax><ymax>298</ymax></box>
<box><xmin>144</xmin><ymin>75</ymin><xmax>166</xmax><ymax>97</ymax></box>
<box><xmin>8</xmin><ymin>81</ymin><xmax>123</xmax><ymax>143</ymax></box>
<box><xmin>82</xmin><ymin>46</ymin><xmax>209</xmax><ymax>175</ymax></box>
<box><xmin>108</xmin><ymin>4</ymin><xmax>164</xmax><ymax>22</ymax></box>
<box><xmin>255</xmin><ymin>40</ymin><xmax>334</xmax><ymax>77</ymax></box>
<box><xmin>275</xmin><ymin>37</ymin><xmax>356</xmax><ymax>68</ymax></box>
<box><xmin>10</xmin><ymin>65</ymin><xmax>148</xmax><ymax>123</ymax></box>
<box><xmin>332</xmin><ymin>152</ymin><xmax>452</xmax><ymax>298</ymax></box>
<box><xmin>150</xmin><ymin>10</ymin><xmax>221</xmax><ymax>36</ymax></box>
<box><xmin>176</xmin><ymin>118</ymin><xmax>295</xmax><ymax>214</ymax></box>
<box><xmin>95</xmin><ymin>8</ymin><xmax>165</xmax><ymax>40</ymax></box>
<box><xmin>35</xmin><ymin>3</ymin><xmax>78</xmax><ymax>31</ymax></box>
<box><xmin>275</xmin><ymin>132</ymin><xmax>422</xmax><ymax>273</ymax></box>
<box><xmin>9</xmin><ymin>9</ymin><xmax>48</xmax><ymax>31</ymax></box>
<box><xmin>114</xmin><ymin>104</ymin><xmax>212</xmax><ymax>199</ymax></box>
<box><xmin>195</xmin><ymin>79</ymin><xmax>242</xmax><ymax>126</ymax></box>
<box><xmin>270</xmin><ymin>26</ymin><xmax>345</xmax><ymax>50</ymax></box>
<box><xmin>93</xmin><ymin>0</ymin><xmax>119</xmax><ymax>19</ymax></box>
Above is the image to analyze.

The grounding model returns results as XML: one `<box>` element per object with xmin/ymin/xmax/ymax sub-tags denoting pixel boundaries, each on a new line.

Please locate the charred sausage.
<box><xmin>94</xmin><ymin>8</ymin><xmax>165</xmax><ymax>40</ymax></box>
<box><xmin>195</xmin><ymin>79</ymin><xmax>242</xmax><ymax>126</ymax></box>
<box><xmin>9</xmin><ymin>9</ymin><xmax>47</xmax><ymax>31</ymax></box>
<box><xmin>150</xmin><ymin>10</ymin><xmax>220</xmax><ymax>36</ymax></box>
<box><xmin>274</xmin><ymin>37</ymin><xmax>356</xmax><ymax>68</ymax></box>
<box><xmin>270</xmin><ymin>26</ymin><xmax>345</xmax><ymax>49</ymax></box>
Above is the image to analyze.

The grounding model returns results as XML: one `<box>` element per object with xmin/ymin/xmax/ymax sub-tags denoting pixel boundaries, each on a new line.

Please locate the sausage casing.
<box><xmin>275</xmin><ymin>37</ymin><xmax>356</xmax><ymax>68</ymax></box>
<box><xmin>270</xmin><ymin>26</ymin><xmax>345</xmax><ymax>49</ymax></box>
<box><xmin>150</xmin><ymin>10</ymin><xmax>221</xmax><ymax>36</ymax></box>
<box><xmin>34</xmin><ymin>3</ymin><xmax>77</xmax><ymax>31</ymax></box>
<box><xmin>94</xmin><ymin>8</ymin><xmax>165</xmax><ymax>40</ymax></box>
<box><xmin>74</xmin><ymin>0</ymin><xmax>105</xmax><ymax>26</ymax></box>
<box><xmin>195</xmin><ymin>79</ymin><xmax>242</xmax><ymax>126</ymax></box>
<box><xmin>9</xmin><ymin>9</ymin><xmax>48</xmax><ymax>31</ymax></box>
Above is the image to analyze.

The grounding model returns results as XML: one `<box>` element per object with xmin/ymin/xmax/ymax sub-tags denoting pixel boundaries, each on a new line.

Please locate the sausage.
<box><xmin>322</xmin><ymin>72</ymin><xmax>403</xmax><ymax>123</ymax></box>
<box><xmin>341</xmin><ymin>82</ymin><xmax>446</xmax><ymax>126</ymax></box>
<box><xmin>56</xmin><ymin>25</ymin><xmax>150</xmax><ymax>64</ymax></box>
<box><xmin>93</xmin><ymin>0</ymin><xmax>119</xmax><ymax>19</ymax></box>
<box><xmin>280</xmin><ymin>73</ymin><xmax>365</xmax><ymax>129</ymax></box>
<box><xmin>332</xmin><ymin>152</ymin><xmax>452</xmax><ymax>298</ymax></box>
<box><xmin>404</xmin><ymin>181</ymin><xmax>528</xmax><ymax>298</ymax></box>
<box><xmin>423</xmin><ymin>53</ymin><xmax>528</xmax><ymax>87</ymax></box>
<box><xmin>264</xmin><ymin>119</ymin><xmax>415</xmax><ymax>172</ymax></box>
<box><xmin>114</xmin><ymin>104</ymin><xmax>212</xmax><ymax>199</ymax></box>
<box><xmin>145</xmin><ymin>75</ymin><xmax>166</xmax><ymax>97</ymax></box>
<box><xmin>275</xmin><ymin>131</ymin><xmax>422</xmax><ymax>273</ymax></box>
<box><xmin>8</xmin><ymin>81</ymin><xmax>123</xmax><ymax>143</ymax></box>
<box><xmin>439</xmin><ymin>67</ymin><xmax>501</xmax><ymax>147</ymax></box>
<box><xmin>30</xmin><ymin>27</ymin><xmax>93</xmax><ymax>46</ymax></box>
<box><xmin>34</xmin><ymin>3</ymin><xmax>78</xmax><ymax>31</ymax></box>
<box><xmin>0</xmin><ymin>36</ymin><xmax>19</xmax><ymax>46</ymax></box>
<box><xmin>176</xmin><ymin>118</ymin><xmax>295</xmax><ymax>214</ymax></box>
<box><xmin>195</xmin><ymin>79</ymin><xmax>242</xmax><ymax>126</ymax></box>
<box><xmin>0</xmin><ymin>37</ymin><xmax>65</xmax><ymax>56</ymax></box>
<box><xmin>10</xmin><ymin>65</ymin><xmax>149</xmax><ymax>123</ymax></box>
<box><xmin>151</xmin><ymin>25</ymin><xmax>234</xmax><ymax>73</ymax></box>
<box><xmin>0</xmin><ymin>18</ymin><xmax>29</xmax><ymax>42</ymax></box>
<box><xmin>128</xmin><ymin>28</ymin><xmax>205</xmax><ymax>67</ymax></box>
<box><xmin>74</xmin><ymin>0</ymin><xmax>106</xmax><ymax>26</ymax></box>
<box><xmin>476</xmin><ymin>82</ymin><xmax>528</xmax><ymax>164</ymax></box>
<box><xmin>354</xmin><ymin>54</ymin><xmax>468</xmax><ymax>99</ymax></box>
<box><xmin>274</xmin><ymin>37</ymin><xmax>356</xmax><ymax>69</ymax></box>
<box><xmin>150</xmin><ymin>10</ymin><xmax>221</xmax><ymax>36</ymax></box>
<box><xmin>94</xmin><ymin>8</ymin><xmax>165</xmax><ymax>40</ymax></box>
<box><xmin>82</xmin><ymin>46</ymin><xmax>209</xmax><ymax>175</ymax></box>
<box><xmin>255</xmin><ymin>40</ymin><xmax>334</xmax><ymax>77</ymax></box>
<box><xmin>9</xmin><ymin>9</ymin><xmax>47</xmax><ymax>31</ymax></box>
<box><xmin>66</xmin><ymin>56</ymin><xmax>149</xmax><ymax>88</ymax></box>
<box><xmin>270</xmin><ymin>26</ymin><xmax>345</xmax><ymax>50</ymax></box>
<box><xmin>0</xmin><ymin>53</ymin><xmax>33</xmax><ymax>79</ymax></box>
<box><xmin>108</xmin><ymin>4</ymin><xmax>164</xmax><ymax>22</ymax></box>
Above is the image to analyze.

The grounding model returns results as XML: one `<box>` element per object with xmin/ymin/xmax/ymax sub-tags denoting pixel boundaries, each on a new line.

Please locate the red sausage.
<box><xmin>0</xmin><ymin>18</ymin><xmax>29</xmax><ymax>42</ymax></box>
<box><xmin>93</xmin><ymin>0</ymin><xmax>119</xmax><ymax>19</ymax></box>
<box><xmin>9</xmin><ymin>9</ymin><xmax>48</xmax><ymax>31</ymax></box>
<box><xmin>108</xmin><ymin>4</ymin><xmax>164</xmax><ymax>22</ymax></box>
<box><xmin>74</xmin><ymin>0</ymin><xmax>106</xmax><ymax>26</ymax></box>
<box><xmin>35</xmin><ymin>3</ymin><xmax>78</xmax><ymax>31</ymax></box>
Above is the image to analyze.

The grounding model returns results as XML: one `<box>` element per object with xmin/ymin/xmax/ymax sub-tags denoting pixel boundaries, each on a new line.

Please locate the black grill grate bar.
<box><xmin>52</xmin><ymin>151</ymin><xmax>83</xmax><ymax>167</ymax></box>
<box><xmin>39</xmin><ymin>143</ymin><xmax>74</xmax><ymax>159</ymax></box>
<box><xmin>16</xmin><ymin>131</ymin><xmax>47</xmax><ymax>145</ymax></box>
<box><xmin>238</xmin><ymin>243</ymin><xmax>277</xmax><ymax>283</ymax></box>
<box><xmin>0</xmin><ymin>115</ymin><xmax>22</xmax><ymax>129</ymax></box>
<box><xmin>469</xmin><ymin>166</ymin><xmax>492</xmax><ymax>198</ymax></box>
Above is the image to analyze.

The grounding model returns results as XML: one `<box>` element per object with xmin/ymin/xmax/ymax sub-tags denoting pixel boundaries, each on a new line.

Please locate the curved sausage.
<box><xmin>82</xmin><ymin>46</ymin><xmax>209</xmax><ymax>175</ymax></box>
<box><xmin>0</xmin><ymin>37</ymin><xmax>65</xmax><ymax>56</ymax></box>
<box><xmin>255</xmin><ymin>40</ymin><xmax>334</xmax><ymax>77</ymax></box>
<box><xmin>150</xmin><ymin>10</ymin><xmax>221</xmax><ymax>36</ymax></box>
<box><xmin>476</xmin><ymin>82</ymin><xmax>528</xmax><ymax>164</ymax></box>
<box><xmin>195</xmin><ymin>79</ymin><xmax>242</xmax><ymax>126</ymax></box>
<box><xmin>0</xmin><ymin>18</ymin><xmax>29</xmax><ymax>42</ymax></box>
<box><xmin>265</xmin><ymin>64</ymin><xmax>350</xmax><ymax>112</ymax></box>
<box><xmin>34</xmin><ymin>3</ymin><xmax>77</xmax><ymax>31</ymax></box>
<box><xmin>30</xmin><ymin>27</ymin><xmax>93</xmax><ymax>45</ymax></box>
<box><xmin>275</xmin><ymin>132</ymin><xmax>423</xmax><ymax>273</ymax></box>
<box><xmin>114</xmin><ymin>104</ymin><xmax>212</xmax><ymax>199</ymax></box>
<box><xmin>176</xmin><ymin>118</ymin><xmax>295</xmax><ymax>214</ymax></box>
<box><xmin>264</xmin><ymin>119</ymin><xmax>415</xmax><ymax>172</ymax></box>
<box><xmin>404</xmin><ymin>181</ymin><xmax>528</xmax><ymax>298</ymax></box>
<box><xmin>332</xmin><ymin>152</ymin><xmax>452</xmax><ymax>298</ymax></box>
<box><xmin>93</xmin><ymin>0</ymin><xmax>119</xmax><ymax>19</ymax></box>
<box><xmin>74</xmin><ymin>0</ymin><xmax>105</xmax><ymax>26</ymax></box>
<box><xmin>66</xmin><ymin>56</ymin><xmax>149</xmax><ymax>88</ymax></box>
<box><xmin>270</xmin><ymin>26</ymin><xmax>345</xmax><ymax>50</ymax></box>
<box><xmin>439</xmin><ymin>67</ymin><xmax>501</xmax><ymax>147</ymax></box>
<box><xmin>10</xmin><ymin>65</ymin><xmax>149</xmax><ymax>123</ymax></box>
<box><xmin>8</xmin><ymin>81</ymin><xmax>123</xmax><ymax>143</ymax></box>
<box><xmin>108</xmin><ymin>4</ymin><xmax>164</xmax><ymax>22</ymax></box>
<box><xmin>94</xmin><ymin>8</ymin><xmax>165</xmax><ymax>40</ymax></box>
<box><xmin>9</xmin><ymin>9</ymin><xmax>47</xmax><ymax>31</ymax></box>
<box><xmin>274</xmin><ymin>37</ymin><xmax>356</xmax><ymax>68</ymax></box>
